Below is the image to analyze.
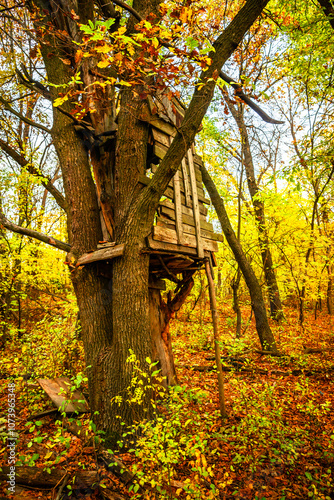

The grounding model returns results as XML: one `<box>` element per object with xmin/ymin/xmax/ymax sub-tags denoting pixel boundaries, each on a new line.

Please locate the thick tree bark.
<box><xmin>224</xmin><ymin>95</ymin><xmax>284</xmax><ymax>321</ymax></box>
<box><xmin>200</xmin><ymin>163</ymin><xmax>278</xmax><ymax>353</ymax></box>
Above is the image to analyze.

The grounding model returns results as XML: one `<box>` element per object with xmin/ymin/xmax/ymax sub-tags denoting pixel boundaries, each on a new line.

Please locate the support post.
<box><xmin>205</xmin><ymin>258</ymin><xmax>227</xmax><ymax>419</ymax></box>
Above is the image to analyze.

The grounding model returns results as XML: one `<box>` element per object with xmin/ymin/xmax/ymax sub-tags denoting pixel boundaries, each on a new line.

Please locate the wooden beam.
<box><xmin>77</xmin><ymin>244</ymin><xmax>124</xmax><ymax>265</ymax></box>
<box><xmin>181</xmin><ymin>158</ymin><xmax>191</xmax><ymax>207</ymax></box>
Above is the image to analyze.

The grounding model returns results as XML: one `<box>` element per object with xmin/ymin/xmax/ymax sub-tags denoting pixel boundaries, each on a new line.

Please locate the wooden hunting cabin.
<box><xmin>77</xmin><ymin>93</ymin><xmax>223</xmax><ymax>285</ymax></box>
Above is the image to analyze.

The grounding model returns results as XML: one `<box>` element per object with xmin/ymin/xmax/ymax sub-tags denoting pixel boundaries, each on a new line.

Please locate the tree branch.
<box><xmin>112</xmin><ymin>0</ymin><xmax>143</xmax><ymax>21</ymax></box>
<box><xmin>317</xmin><ymin>0</ymin><xmax>334</xmax><ymax>30</ymax></box>
<box><xmin>0</xmin><ymin>95</ymin><xmax>51</xmax><ymax>133</ymax></box>
<box><xmin>0</xmin><ymin>211</ymin><xmax>71</xmax><ymax>252</ymax></box>
<box><xmin>0</xmin><ymin>136</ymin><xmax>68</xmax><ymax>212</ymax></box>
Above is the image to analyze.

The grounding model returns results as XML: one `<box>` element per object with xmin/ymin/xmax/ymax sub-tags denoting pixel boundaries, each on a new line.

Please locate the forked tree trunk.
<box><xmin>150</xmin><ymin>276</ymin><xmax>194</xmax><ymax>387</ymax></box>
<box><xmin>22</xmin><ymin>0</ymin><xmax>272</xmax><ymax>441</ymax></box>
<box><xmin>200</xmin><ymin>163</ymin><xmax>278</xmax><ymax>352</ymax></box>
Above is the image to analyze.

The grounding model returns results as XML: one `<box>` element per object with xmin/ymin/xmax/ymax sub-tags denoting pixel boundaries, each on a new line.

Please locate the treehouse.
<box><xmin>77</xmin><ymin>94</ymin><xmax>223</xmax><ymax>285</ymax></box>
<box><xmin>76</xmin><ymin>94</ymin><xmax>223</xmax><ymax>386</ymax></box>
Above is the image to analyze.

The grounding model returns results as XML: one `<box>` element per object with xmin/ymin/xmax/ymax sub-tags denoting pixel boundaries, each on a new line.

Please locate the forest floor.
<box><xmin>0</xmin><ymin>301</ymin><xmax>333</xmax><ymax>500</ymax></box>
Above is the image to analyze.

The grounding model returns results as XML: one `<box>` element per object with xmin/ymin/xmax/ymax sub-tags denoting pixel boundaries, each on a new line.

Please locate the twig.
<box><xmin>55</xmin><ymin>473</ymin><xmax>70</xmax><ymax>500</ymax></box>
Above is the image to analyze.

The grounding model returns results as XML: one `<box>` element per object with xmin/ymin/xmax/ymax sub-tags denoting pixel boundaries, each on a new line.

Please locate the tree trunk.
<box><xmin>327</xmin><ymin>265</ymin><xmax>333</xmax><ymax>315</ymax></box>
<box><xmin>200</xmin><ymin>163</ymin><xmax>278</xmax><ymax>352</ymax></box>
<box><xmin>231</xmin><ymin>268</ymin><xmax>242</xmax><ymax>338</ymax></box>
<box><xmin>224</xmin><ymin>95</ymin><xmax>284</xmax><ymax>321</ymax></box>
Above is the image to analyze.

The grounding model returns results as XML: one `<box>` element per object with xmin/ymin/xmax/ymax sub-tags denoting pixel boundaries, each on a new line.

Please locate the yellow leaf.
<box><xmin>117</xmin><ymin>26</ymin><xmax>127</xmax><ymax>36</ymax></box>
<box><xmin>96</xmin><ymin>44</ymin><xmax>112</xmax><ymax>54</ymax></box>
<box><xmin>45</xmin><ymin>451</ymin><xmax>53</xmax><ymax>459</ymax></box>
<box><xmin>118</xmin><ymin>80</ymin><xmax>132</xmax><ymax>87</ymax></box>
<box><xmin>53</xmin><ymin>95</ymin><xmax>68</xmax><ymax>107</ymax></box>
<box><xmin>97</xmin><ymin>59</ymin><xmax>110</xmax><ymax>68</ymax></box>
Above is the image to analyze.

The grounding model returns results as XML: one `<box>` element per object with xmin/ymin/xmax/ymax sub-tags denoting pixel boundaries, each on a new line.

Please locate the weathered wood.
<box><xmin>151</xmin><ymin>162</ymin><xmax>204</xmax><ymax>193</ymax></box>
<box><xmin>187</xmin><ymin>149</ymin><xmax>204</xmax><ymax>258</ymax></box>
<box><xmin>151</xmin><ymin>127</ymin><xmax>170</xmax><ymax>147</ymax></box>
<box><xmin>0</xmin><ymin>466</ymin><xmax>97</xmax><ymax>489</ymax></box>
<box><xmin>159</xmin><ymin>198</ymin><xmax>208</xmax><ymax>217</ymax></box>
<box><xmin>77</xmin><ymin>244</ymin><xmax>124</xmax><ymax>265</ymax></box>
<box><xmin>158</xmin><ymin>205</ymin><xmax>209</xmax><ymax>227</ymax></box>
<box><xmin>181</xmin><ymin>158</ymin><xmax>191</xmax><ymax>207</ymax></box>
<box><xmin>173</xmin><ymin>169</ymin><xmax>184</xmax><ymax>245</ymax></box>
<box><xmin>139</xmin><ymin>106</ymin><xmax>176</xmax><ymax>136</ymax></box>
<box><xmin>152</xmin><ymin>225</ymin><xmax>218</xmax><ymax>252</ymax></box>
<box><xmin>147</xmin><ymin>235</ymin><xmax>212</xmax><ymax>257</ymax></box>
<box><xmin>97</xmin><ymin>241</ymin><xmax>116</xmax><ymax>249</ymax></box>
<box><xmin>38</xmin><ymin>377</ymin><xmax>89</xmax><ymax>413</ymax></box>
<box><xmin>148</xmin><ymin>278</ymin><xmax>166</xmax><ymax>290</ymax></box>
<box><xmin>157</xmin><ymin>217</ymin><xmax>224</xmax><ymax>243</ymax></box>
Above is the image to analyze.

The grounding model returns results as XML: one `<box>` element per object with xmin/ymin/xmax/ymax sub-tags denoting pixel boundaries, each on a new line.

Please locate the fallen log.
<box><xmin>303</xmin><ymin>347</ymin><xmax>334</xmax><ymax>354</ymax></box>
<box><xmin>0</xmin><ymin>466</ymin><xmax>98</xmax><ymax>489</ymax></box>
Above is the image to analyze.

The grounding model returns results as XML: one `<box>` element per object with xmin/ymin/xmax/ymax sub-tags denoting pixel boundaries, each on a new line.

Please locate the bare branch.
<box><xmin>0</xmin><ymin>136</ymin><xmax>68</xmax><ymax>212</ymax></box>
<box><xmin>112</xmin><ymin>0</ymin><xmax>143</xmax><ymax>21</ymax></box>
<box><xmin>317</xmin><ymin>0</ymin><xmax>334</xmax><ymax>30</ymax></box>
<box><xmin>220</xmin><ymin>71</ymin><xmax>284</xmax><ymax>124</ymax></box>
<box><xmin>0</xmin><ymin>95</ymin><xmax>51</xmax><ymax>133</ymax></box>
<box><xmin>0</xmin><ymin>211</ymin><xmax>71</xmax><ymax>252</ymax></box>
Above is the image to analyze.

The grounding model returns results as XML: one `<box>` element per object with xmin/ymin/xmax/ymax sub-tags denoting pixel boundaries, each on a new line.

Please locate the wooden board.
<box><xmin>38</xmin><ymin>377</ymin><xmax>89</xmax><ymax>413</ymax></box>
<box><xmin>158</xmin><ymin>204</ymin><xmax>212</xmax><ymax>230</ymax></box>
<box><xmin>77</xmin><ymin>244</ymin><xmax>124</xmax><ymax>265</ymax></box>
<box><xmin>147</xmin><ymin>235</ymin><xmax>213</xmax><ymax>257</ymax></box>
<box><xmin>157</xmin><ymin>217</ymin><xmax>224</xmax><ymax>242</ymax></box>
<box><xmin>152</xmin><ymin>127</ymin><xmax>170</xmax><ymax>147</ymax></box>
<box><xmin>139</xmin><ymin>105</ymin><xmax>176</xmax><ymax>136</ymax></box>
<box><xmin>148</xmin><ymin>278</ymin><xmax>166</xmax><ymax>290</ymax></box>
<box><xmin>152</xmin><ymin>225</ymin><xmax>218</xmax><ymax>253</ymax></box>
<box><xmin>181</xmin><ymin>158</ymin><xmax>191</xmax><ymax>207</ymax></box>
<box><xmin>159</xmin><ymin>198</ymin><xmax>208</xmax><ymax>217</ymax></box>
<box><xmin>187</xmin><ymin>149</ymin><xmax>204</xmax><ymax>258</ymax></box>
<box><xmin>150</xmin><ymin>163</ymin><xmax>205</xmax><ymax>195</ymax></box>
<box><xmin>173</xmin><ymin>169</ymin><xmax>184</xmax><ymax>245</ymax></box>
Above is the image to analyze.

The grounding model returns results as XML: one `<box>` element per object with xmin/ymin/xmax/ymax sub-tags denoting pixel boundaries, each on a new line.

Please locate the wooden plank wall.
<box><xmin>139</xmin><ymin>96</ymin><xmax>223</xmax><ymax>257</ymax></box>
